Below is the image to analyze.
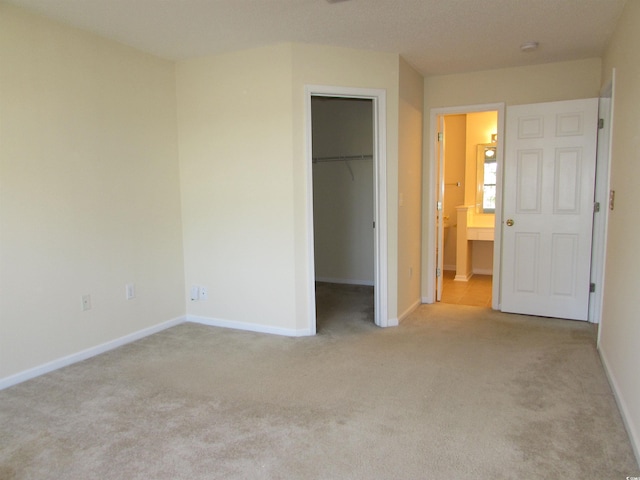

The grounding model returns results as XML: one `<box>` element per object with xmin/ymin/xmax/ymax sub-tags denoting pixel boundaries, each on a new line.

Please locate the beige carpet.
<box><xmin>1</xmin><ymin>283</ymin><xmax>638</xmax><ymax>479</ymax></box>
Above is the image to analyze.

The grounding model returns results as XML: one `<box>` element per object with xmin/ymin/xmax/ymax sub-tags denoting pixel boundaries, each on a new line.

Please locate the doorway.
<box><xmin>311</xmin><ymin>96</ymin><xmax>375</xmax><ymax>331</ymax></box>
<box><xmin>305</xmin><ymin>86</ymin><xmax>388</xmax><ymax>334</ymax></box>
<box><xmin>422</xmin><ymin>103</ymin><xmax>505</xmax><ymax>310</ymax></box>
<box><xmin>435</xmin><ymin>109</ymin><xmax>500</xmax><ymax>307</ymax></box>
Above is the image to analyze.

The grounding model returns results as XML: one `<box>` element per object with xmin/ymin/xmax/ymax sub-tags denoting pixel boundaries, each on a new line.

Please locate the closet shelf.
<box><xmin>312</xmin><ymin>154</ymin><xmax>373</xmax><ymax>163</ymax></box>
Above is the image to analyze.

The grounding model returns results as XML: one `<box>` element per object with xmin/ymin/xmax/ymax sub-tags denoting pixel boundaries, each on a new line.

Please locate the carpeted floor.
<box><xmin>1</xmin><ymin>284</ymin><xmax>638</xmax><ymax>479</ymax></box>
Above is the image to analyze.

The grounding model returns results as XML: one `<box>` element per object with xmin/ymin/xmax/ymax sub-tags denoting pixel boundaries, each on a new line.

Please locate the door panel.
<box><xmin>501</xmin><ymin>98</ymin><xmax>598</xmax><ymax>321</ymax></box>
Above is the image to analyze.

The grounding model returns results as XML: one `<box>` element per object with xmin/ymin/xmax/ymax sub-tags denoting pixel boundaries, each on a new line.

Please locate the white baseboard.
<box><xmin>315</xmin><ymin>277</ymin><xmax>374</xmax><ymax>287</ymax></box>
<box><xmin>472</xmin><ymin>268</ymin><xmax>493</xmax><ymax>275</ymax></box>
<box><xmin>0</xmin><ymin>316</ymin><xmax>187</xmax><ymax>391</ymax></box>
<box><xmin>444</xmin><ymin>267</ymin><xmax>493</xmax><ymax>275</ymax></box>
<box><xmin>398</xmin><ymin>298</ymin><xmax>422</xmax><ymax>324</ymax></box>
<box><xmin>187</xmin><ymin>315</ymin><xmax>314</xmax><ymax>337</ymax></box>
<box><xmin>599</xmin><ymin>346</ymin><xmax>640</xmax><ymax>467</ymax></box>
<box><xmin>454</xmin><ymin>273</ymin><xmax>473</xmax><ymax>282</ymax></box>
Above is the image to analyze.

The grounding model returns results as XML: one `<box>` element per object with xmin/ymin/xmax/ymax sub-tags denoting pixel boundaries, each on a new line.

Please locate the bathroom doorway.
<box><xmin>435</xmin><ymin>109</ymin><xmax>499</xmax><ymax>307</ymax></box>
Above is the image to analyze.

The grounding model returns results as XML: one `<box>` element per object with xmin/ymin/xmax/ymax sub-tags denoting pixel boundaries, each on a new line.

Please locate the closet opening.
<box><xmin>311</xmin><ymin>96</ymin><xmax>375</xmax><ymax>333</ymax></box>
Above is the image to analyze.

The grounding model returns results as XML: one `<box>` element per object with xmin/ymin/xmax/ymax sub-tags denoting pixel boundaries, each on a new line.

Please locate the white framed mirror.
<box><xmin>476</xmin><ymin>143</ymin><xmax>497</xmax><ymax>214</ymax></box>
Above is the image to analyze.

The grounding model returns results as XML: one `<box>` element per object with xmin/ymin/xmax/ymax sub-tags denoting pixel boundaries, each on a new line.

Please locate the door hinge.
<box><xmin>373</xmin><ymin>221</ymin><xmax>375</xmax><ymax>229</ymax></box>
<box><xmin>437</xmin><ymin>132</ymin><xmax>443</xmax><ymax>142</ymax></box>
<box><xmin>436</xmin><ymin>268</ymin><xmax>441</xmax><ymax>278</ymax></box>
<box><xmin>598</xmin><ymin>118</ymin><xmax>604</xmax><ymax>129</ymax></box>
<box><xmin>590</xmin><ymin>283</ymin><xmax>596</xmax><ymax>293</ymax></box>
<box><xmin>594</xmin><ymin>202</ymin><xmax>600</xmax><ymax>213</ymax></box>
<box><xmin>437</xmin><ymin>201</ymin><xmax>443</xmax><ymax>211</ymax></box>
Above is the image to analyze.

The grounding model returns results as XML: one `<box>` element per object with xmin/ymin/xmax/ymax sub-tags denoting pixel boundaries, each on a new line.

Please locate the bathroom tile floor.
<box><xmin>440</xmin><ymin>270</ymin><xmax>493</xmax><ymax>307</ymax></box>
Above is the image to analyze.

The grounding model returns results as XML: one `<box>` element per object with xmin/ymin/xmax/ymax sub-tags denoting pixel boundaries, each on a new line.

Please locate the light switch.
<box><xmin>190</xmin><ymin>285</ymin><xmax>200</xmax><ymax>301</ymax></box>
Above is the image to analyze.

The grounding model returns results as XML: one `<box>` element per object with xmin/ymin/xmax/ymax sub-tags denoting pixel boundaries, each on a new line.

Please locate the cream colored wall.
<box><xmin>176</xmin><ymin>45</ymin><xmax>299</xmax><ymax>332</ymax></box>
<box><xmin>312</xmin><ymin>98</ymin><xmax>374</xmax><ymax>285</ymax></box>
<box><xmin>397</xmin><ymin>58</ymin><xmax>424</xmax><ymax>320</ymax></box>
<box><xmin>599</xmin><ymin>0</ymin><xmax>640</xmax><ymax>462</ymax></box>
<box><xmin>177</xmin><ymin>44</ymin><xmax>403</xmax><ymax>333</ymax></box>
<box><xmin>424</xmin><ymin>58</ymin><xmax>602</xmax><ymax>110</ymax></box>
<box><xmin>291</xmin><ymin>44</ymin><xmax>400</xmax><ymax>327</ymax></box>
<box><xmin>0</xmin><ymin>5</ymin><xmax>185</xmax><ymax>379</ymax></box>
<box><xmin>422</xmin><ymin>58</ymin><xmax>603</xmax><ymax>300</ymax></box>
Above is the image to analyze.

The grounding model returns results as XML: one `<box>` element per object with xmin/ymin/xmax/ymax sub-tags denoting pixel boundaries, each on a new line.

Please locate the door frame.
<box><xmin>305</xmin><ymin>85</ymin><xmax>388</xmax><ymax>333</ymax></box>
<box><xmin>592</xmin><ymin>71</ymin><xmax>616</xmax><ymax>326</ymax></box>
<box><xmin>423</xmin><ymin>103</ymin><xmax>505</xmax><ymax>308</ymax></box>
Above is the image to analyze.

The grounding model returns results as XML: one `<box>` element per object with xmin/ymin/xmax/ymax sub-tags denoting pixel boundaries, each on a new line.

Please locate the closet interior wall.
<box><xmin>311</xmin><ymin>97</ymin><xmax>375</xmax><ymax>286</ymax></box>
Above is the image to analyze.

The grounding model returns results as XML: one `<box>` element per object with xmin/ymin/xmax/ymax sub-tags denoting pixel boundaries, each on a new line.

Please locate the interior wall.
<box><xmin>177</xmin><ymin>43</ymin><xmax>405</xmax><ymax>333</ymax></box>
<box><xmin>397</xmin><ymin>57</ymin><xmax>424</xmax><ymax>321</ymax></box>
<box><xmin>176</xmin><ymin>45</ymin><xmax>299</xmax><ymax>334</ymax></box>
<box><xmin>424</xmin><ymin>58</ymin><xmax>602</xmax><ymax>110</ymax></box>
<box><xmin>312</xmin><ymin>98</ymin><xmax>374</xmax><ymax>285</ymax></box>
<box><xmin>599</xmin><ymin>0</ymin><xmax>640</xmax><ymax>463</ymax></box>
<box><xmin>422</xmin><ymin>58</ymin><xmax>603</xmax><ymax>301</ymax></box>
<box><xmin>0</xmin><ymin>5</ymin><xmax>185</xmax><ymax>380</ymax></box>
<box><xmin>291</xmin><ymin>44</ymin><xmax>401</xmax><ymax>328</ymax></box>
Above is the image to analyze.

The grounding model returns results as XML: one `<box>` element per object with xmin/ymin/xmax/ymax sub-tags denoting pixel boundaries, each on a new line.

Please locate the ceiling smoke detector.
<box><xmin>520</xmin><ymin>41</ymin><xmax>539</xmax><ymax>52</ymax></box>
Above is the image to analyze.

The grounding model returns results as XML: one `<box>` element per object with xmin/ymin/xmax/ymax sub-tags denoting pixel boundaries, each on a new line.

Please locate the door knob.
<box><xmin>506</xmin><ymin>219</ymin><xmax>515</xmax><ymax>227</ymax></box>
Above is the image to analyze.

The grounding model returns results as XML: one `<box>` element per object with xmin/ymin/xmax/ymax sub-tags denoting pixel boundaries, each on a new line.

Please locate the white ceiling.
<box><xmin>4</xmin><ymin>0</ymin><xmax>627</xmax><ymax>75</ymax></box>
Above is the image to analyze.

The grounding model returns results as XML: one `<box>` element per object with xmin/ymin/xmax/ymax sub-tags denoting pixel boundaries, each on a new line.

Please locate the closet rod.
<box><xmin>312</xmin><ymin>154</ymin><xmax>373</xmax><ymax>163</ymax></box>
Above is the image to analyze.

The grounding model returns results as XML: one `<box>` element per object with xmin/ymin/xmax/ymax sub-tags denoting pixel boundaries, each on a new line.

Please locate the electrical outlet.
<box><xmin>200</xmin><ymin>286</ymin><xmax>208</xmax><ymax>300</ymax></box>
<box><xmin>82</xmin><ymin>294</ymin><xmax>92</xmax><ymax>311</ymax></box>
<box><xmin>126</xmin><ymin>283</ymin><xmax>135</xmax><ymax>300</ymax></box>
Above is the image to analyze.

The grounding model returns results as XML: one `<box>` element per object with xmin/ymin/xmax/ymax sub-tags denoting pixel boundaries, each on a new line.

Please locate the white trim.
<box><xmin>187</xmin><ymin>315</ymin><xmax>313</xmax><ymax>337</ymax></box>
<box><xmin>591</xmin><ymin>70</ymin><xmax>615</xmax><ymax>326</ymax></box>
<box><xmin>305</xmin><ymin>85</ymin><xmax>389</xmax><ymax>330</ymax></box>
<box><xmin>472</xmin><ymin>268</ymin><xmax>493</xmax><ymax>276</ymax></box>
<box><xmin>398</xmin><ymin>298</ymin><xmax>421</xmax><ymax>323</ymax></box>
<box><xmin>423</xmin><ymin>103</ymin><xmax>505</xmax><ymax>309</ymax></box>
<box><xmin>454</xmin><ymin>273</ymin><xmax>473</xmax><ymax>282</ymax></box>
<box><xmin>315</xmin><ymin>277</ymin><xmax>375</xmax><ymax>287</ymax></box>
<box><xmin>599</xmin><ymin>346</ymin><xmax>640</xmax><ymax>466</ymax></box>
<box><xmin>0</xmin><ymin>316</ymin><xmax>186</xmax><ymax>390</ymax></box>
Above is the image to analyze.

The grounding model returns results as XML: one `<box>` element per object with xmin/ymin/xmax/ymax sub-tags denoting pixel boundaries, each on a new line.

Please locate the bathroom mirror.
<box><xmin>476</xmin><ymin>144</ymin><xmax>497</xmax><ymax>214</ymax></box>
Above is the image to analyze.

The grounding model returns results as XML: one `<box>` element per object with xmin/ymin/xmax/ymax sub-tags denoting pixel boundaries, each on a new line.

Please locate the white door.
<box><xmin>501</xmin><ymin>98</ymin><xmax>598</xmax><ymax>321</ymax></box>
